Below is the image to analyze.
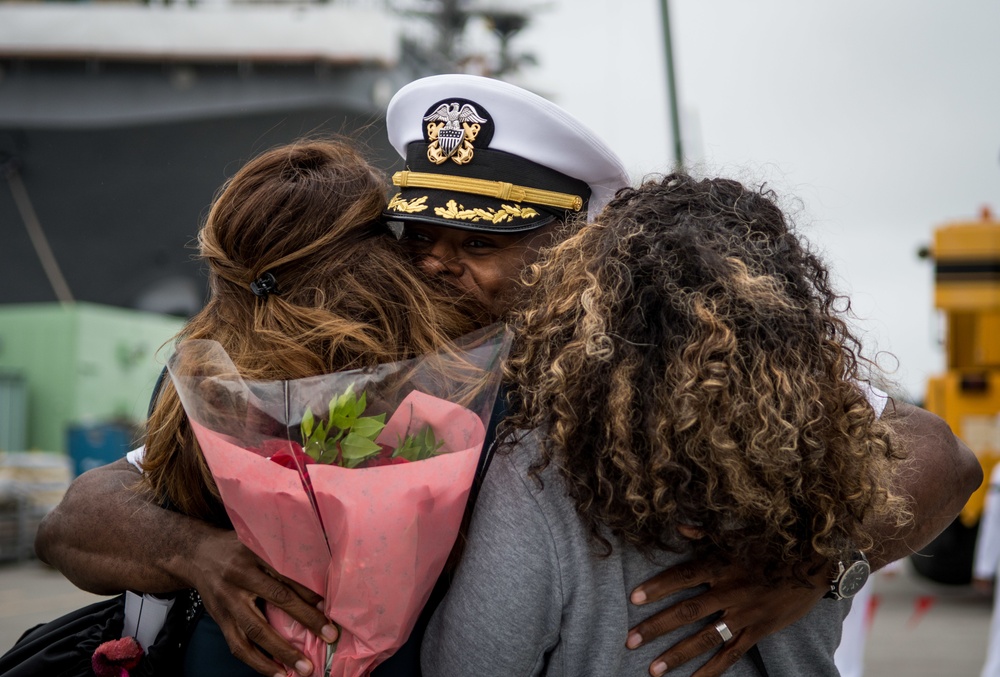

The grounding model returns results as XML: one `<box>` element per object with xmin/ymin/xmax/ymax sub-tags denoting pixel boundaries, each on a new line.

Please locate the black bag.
<box><xmin>0</xmin><ymin>590</ymin><xmax>202</xmax><ymax>677</ymax></box>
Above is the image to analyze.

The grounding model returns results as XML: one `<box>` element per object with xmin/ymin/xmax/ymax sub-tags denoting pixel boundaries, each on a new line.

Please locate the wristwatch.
<box><xmin>825</xmin><ymin>551</ymin><xmax>870</xmax><ymax>600</ymax></box>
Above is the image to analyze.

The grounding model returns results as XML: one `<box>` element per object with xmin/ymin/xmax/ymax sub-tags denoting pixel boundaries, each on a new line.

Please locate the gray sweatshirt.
<box><xmin>422</xmin><ymin>431</ymin><xmax>850</xmax><ymax>677</ymax></box>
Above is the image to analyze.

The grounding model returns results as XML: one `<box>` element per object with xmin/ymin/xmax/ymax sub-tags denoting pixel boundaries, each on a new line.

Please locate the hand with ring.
<box><xmin>626</xmin><ymin>554</ymin><xmax>829</xmax><ymax>676</ymax></box>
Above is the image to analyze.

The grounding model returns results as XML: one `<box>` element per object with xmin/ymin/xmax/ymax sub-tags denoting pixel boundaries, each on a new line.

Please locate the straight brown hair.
<box><xmin>143</xmin><ymin>139</ymin><xmax>482</xmax><ymax>523</ymax></box>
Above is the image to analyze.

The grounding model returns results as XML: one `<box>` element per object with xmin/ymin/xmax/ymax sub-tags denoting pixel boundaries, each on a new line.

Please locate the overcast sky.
<box><xmin>497</xmin><ymin>0</ymin><xmax>1000</xmax><ymax>401</ymax></box>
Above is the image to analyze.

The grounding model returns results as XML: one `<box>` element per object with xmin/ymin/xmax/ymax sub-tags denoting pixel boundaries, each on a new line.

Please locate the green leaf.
<box><xmin>342</xmin><ymin>454</ymin><xmax>369</xmax><ymax>469</ymax></box>
<box><xmin>423</xmin><ymin>427</ymin><xmax>438</xmax><ymax>458</ymax></box>
<box><xmin>329</xmin><ymin>412</ymin><xmax>356</xmax><ymax>431</ymax></box>
<box><xmin>329</xmin><ymin>386</ymin><xmax>355</xmax><ymax>420</ymax></box>
<box><xmin>355</xmin><ymin>391</ymin><xmax>370</xmax><ymax>419</ymax></box>
<box><xmin>301</xmin><ymin>408</ymin><xmax>315</xmax><ymax>439</ymax></box>
<box><xmin>339</xmin><ymin>433</ymin><xmax>382</xmax><ymax>460</ymax></box>
<box><xmin>313</xmin><ymin>420</ymin><xmax>328</xmax><ymax>444</ymax></box>
<box><xmin>317</xmin><ymin>440</ymin><xmax>340</xmax><ymax>465</ymax></box>
<box><xmin>340</xmin><ymin>387</ymin><xmax>358</xmax><ymax>411</ymax></box>
<box><xmin>394</xmin><ymin>425</ymin><xmax>445</xmax><ymax>462</ymax></box>
<box><xmin>350</xmin><ymin>415</ymin><xmax>386</xmax><ymax>440</ymax></box>
<box><xmin>392</xmin><ymin>434</ymin><xmax>416</xmax><ymax>461</ymax></box>
<box><xmin>303</xmin><ymin>439</ymin><xmax>323</xmax><ymax>461</ymax></box>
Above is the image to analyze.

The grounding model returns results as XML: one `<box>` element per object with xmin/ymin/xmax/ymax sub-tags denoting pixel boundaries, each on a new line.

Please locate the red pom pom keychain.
<box><xmin>92</xmin><ymin>636</ymin><xmax>144</xmax><ymax>677</ymax></box>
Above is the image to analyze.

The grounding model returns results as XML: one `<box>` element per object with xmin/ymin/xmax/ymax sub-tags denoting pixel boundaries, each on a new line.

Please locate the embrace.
<box><xmin>7</xmin><ymin>75</ymin><xmax>981</xmax><ymax>677</ymax></box>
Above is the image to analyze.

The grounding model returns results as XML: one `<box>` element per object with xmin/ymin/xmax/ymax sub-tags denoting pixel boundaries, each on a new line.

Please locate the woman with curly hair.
<box><xmin>422</xmin><ymin>174</ymin><xmax>912</xmax><ymax>677</ymax></box>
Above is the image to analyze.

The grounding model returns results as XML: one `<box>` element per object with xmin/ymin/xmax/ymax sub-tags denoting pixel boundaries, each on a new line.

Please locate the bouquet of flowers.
<box><xmin>167</xmin><ymin>326</ymin><xmax>511</xmax><ymax>677</ymax></box>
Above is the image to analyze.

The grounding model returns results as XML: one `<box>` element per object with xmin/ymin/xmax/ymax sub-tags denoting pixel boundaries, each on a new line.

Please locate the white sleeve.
<box><xmin>125</xmin><ymin>446</ymin><xmax>146</xmax><ymax>473</ymax></box>
<box><xmin>858</xmin><ymin>383</ymin><xmax>888</xmax><ymax>419</ymax></box>
<box><xmin>974</xmin><ymin>464</ymin><xmax>1000</xmax><ymax>579</ymax></box>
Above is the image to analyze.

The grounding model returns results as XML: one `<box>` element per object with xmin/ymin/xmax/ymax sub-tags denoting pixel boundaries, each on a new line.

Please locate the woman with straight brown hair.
<box><xmin>142</xmin><ymin>138</ymin><xmax>481</xmax><ymax>526</ymax></box>
<box><xmin>137</xmin><ymin>138</ymin><xmax>483</xmax><ymax>677</ymax></box>
<box><xmin>1</xmin><ymin>138</ymin><xmax>486</xmax><ymax>677</ymax></box>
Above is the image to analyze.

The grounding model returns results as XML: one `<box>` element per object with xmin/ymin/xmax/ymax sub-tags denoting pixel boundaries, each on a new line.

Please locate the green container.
<box><xmin>0</xmin><ymin>303</ymin><xmax>185</xmax><ymax>454</ymax></box>
<box><xmin>0</xmin><ymin>371</ymin><xmax>27</xmax><ymax>451</ymax></box>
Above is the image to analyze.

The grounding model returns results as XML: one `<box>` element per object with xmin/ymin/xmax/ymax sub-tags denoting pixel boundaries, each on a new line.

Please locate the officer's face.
<box><xmin>400</xmin><ymin>222</ymin><xmax>556</xmax><ymax>317</ymax></box>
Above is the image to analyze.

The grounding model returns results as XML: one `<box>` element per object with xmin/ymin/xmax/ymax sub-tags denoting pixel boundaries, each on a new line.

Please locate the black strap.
<box><xmin>466</xmin><ymin>384</ymin><xmax>509</xmax><ymax>511</ymax></box>
<box><xmin>748</xmin><ymin>644</ymin><xmax>769</xmax><ymax>676</ymax></box>
<box><xmin>148</xmin><ymin>366</ymin><xmax>169</xmax><ymax>419</ymax></box>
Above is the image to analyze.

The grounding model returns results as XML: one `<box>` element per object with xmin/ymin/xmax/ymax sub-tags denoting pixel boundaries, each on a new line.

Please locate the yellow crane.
<box><xmin>914</xmin><ymin>206</ymin><xmax>1000</xmax><ymax>584</ymax></box>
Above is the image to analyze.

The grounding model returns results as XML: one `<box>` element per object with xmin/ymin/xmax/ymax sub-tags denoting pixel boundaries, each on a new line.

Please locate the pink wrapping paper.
<box><xmin>170</xmin><ymin>328</ymin><xmax>508</xmax><ymax>677</ymax></box>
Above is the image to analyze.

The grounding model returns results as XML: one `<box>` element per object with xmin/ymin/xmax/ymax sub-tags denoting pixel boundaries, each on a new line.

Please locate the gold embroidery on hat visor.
<box><xmin>392</xmin><ymin>171</ymin><xmax>584</xmax><ymax>212</ymax></box>
<box><xmin>386</xmin><ymin>194</ymin><xmax>539</xmax><ymax>224</ymax></box>
<box><xmin>434</xmin><ymin>199</ymin><xmax>539</xmax><ymax>224</ymax></box>
<box><xmin>387</xmin><ymin>194</ymin><xmax>429</xmax><ymax>213</ymax></box>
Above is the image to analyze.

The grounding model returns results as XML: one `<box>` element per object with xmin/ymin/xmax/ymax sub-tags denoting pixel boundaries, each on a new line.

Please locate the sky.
<box><xmin>493</xmin><ymin>0</ymin><xmax>1000</xmax><ymax>401</ymax></box>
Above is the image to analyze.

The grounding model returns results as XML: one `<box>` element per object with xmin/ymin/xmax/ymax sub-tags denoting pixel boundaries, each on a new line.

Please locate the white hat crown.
<box><xmin>386</xmin><ymin>74</ymin><xmax>630</xmax><ymax>227</ymax></box>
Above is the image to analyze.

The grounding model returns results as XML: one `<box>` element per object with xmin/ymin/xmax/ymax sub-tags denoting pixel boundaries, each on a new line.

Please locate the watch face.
<box><xmin>838</xmin><ymin>560</ymin><xmax>871</xmax><ymax>598</ymax></box>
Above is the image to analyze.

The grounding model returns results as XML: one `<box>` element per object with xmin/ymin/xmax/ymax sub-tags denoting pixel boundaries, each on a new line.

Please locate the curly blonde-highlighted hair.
<box><xmin>506</xmin><ymin>174</ymin><xmax>910</xmax><ymax>575</ymax></box>
<box><xmin>143</xmin><ymin>139</ymin><xmax>483</xmax><ymax>525</ymax></box>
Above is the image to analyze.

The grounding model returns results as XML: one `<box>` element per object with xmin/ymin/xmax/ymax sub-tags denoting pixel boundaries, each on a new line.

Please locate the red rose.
<box><xmin>266</xmin><ymin>441</ymin><xmax>318</xmax><ymax>493</ymax></box>
<box><xmin>266</xmin><ymin>441</ymin><xmax>313</xmax><ymax>470</ymax></box>
<box><xmin>365</xmin><ymin>443</ymin><xmax>410</xmax><ymax>467</ymax></box>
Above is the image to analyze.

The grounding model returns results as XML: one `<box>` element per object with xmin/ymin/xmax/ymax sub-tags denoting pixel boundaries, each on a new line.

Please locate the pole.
<box><xmin>3</xmin><ymin>162</ymin><xmax>75</xmax><ymax>304</ymax></box>
<box><xmin>659</xmin><ymin>0</ymin><xmax>684</xmax><ymax>171</ymax></box>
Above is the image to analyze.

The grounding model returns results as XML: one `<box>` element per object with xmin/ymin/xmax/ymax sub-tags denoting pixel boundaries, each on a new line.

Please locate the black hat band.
<box><xmin>384</xmin><ymin>141</ymin><xmax>593</xmax><ymax>231</ymax></box>
<box><xmin>402</xmin><ymin>142</ymin><xmax>591</xmax><ymax>208</ymax></box>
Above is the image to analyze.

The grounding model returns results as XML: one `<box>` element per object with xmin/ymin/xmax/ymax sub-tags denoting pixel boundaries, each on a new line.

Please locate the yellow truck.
<box><xmin>913</xmin><ymin>207</ymin><xmax>1000</xmax><ymax>584</ymax></box>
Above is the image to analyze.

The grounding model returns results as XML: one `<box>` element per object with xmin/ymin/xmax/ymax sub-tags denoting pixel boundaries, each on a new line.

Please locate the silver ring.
<box><xmin>714</xmin><ymin>620</ymin><xmax>733</xmax><ymax>643</ymax></box>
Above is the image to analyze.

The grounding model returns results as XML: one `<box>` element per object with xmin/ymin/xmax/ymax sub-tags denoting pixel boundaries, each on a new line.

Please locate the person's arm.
<box><xmin>868</xmin><ymin>401</ymin><xmax>983</xmax><ymax>567</ymax></box>
<box><xmin>36</xmin><ymin>458</ymin><xmax>338</xmax><ymax>677</ymax></box>
<box><xmin>421</xmin><ymin>452</ymin><xmax>561</xmax><ymax>677</ymax></box>
<box><xmin>623</xmin><ymin>402</ymin><xmax>982</xmax><ymax>677</ymax></box>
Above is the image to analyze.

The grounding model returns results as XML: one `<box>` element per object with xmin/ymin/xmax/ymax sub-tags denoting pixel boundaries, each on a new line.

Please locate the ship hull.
<box><xmin>0</xmin><ymin>22</ymin><xmax>406</xmax><ymax>314</ymax></box>
<box><xmin>2</xmin><ymin>105</ymin><xmax>398</xmax><ymax>313</ymax></box>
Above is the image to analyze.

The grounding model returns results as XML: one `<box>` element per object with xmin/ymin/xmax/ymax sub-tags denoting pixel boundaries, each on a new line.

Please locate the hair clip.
<box><xmin>250</xmin><ymin>272</ymin><xmax>280</xmax><ymax>298</ymax></box>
